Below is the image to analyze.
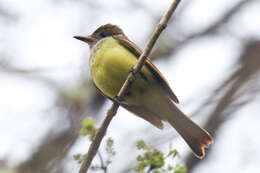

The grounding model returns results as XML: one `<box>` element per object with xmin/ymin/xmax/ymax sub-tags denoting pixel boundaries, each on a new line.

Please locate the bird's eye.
<box><xmin>100</xmin><ymin>33</ymin><xmax>107</xmax><ymax>38</ymax></box>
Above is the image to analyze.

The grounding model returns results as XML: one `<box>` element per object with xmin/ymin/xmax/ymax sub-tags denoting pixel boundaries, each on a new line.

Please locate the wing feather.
<box><xmin>113</xmin><ymin>35</ymin><xmax>179</xmax><ymax>103</ymax></box>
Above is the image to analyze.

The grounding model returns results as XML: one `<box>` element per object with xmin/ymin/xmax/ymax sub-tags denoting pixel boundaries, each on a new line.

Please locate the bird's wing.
<box><xmin>113</xmin><ymin>35</ymin><xmax>179</xmax><ymax>104</ymax></box>
<box><xmin>92</xmin><ymin>82</ymin><xmax>164</xmax><ymax>129</ymax></box>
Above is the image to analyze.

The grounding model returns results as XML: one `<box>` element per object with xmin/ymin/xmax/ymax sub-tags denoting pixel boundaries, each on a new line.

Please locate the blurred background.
<box><xmin>0</xmin><ymin>0</ymin><xmax>260</xmax><ymax>172</ymax></box>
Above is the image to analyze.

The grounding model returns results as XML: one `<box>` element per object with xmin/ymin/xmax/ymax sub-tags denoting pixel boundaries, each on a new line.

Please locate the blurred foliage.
<box><xmin>135</xmin><ymin>140</ymin><xmax>186</xmax><ymax>173</ymax></box>
<box><xmin>74</xmin><ymin>117</ymin><xmax>116</xmax><ymax>172</ymax></box>
<box><xmin>80</xmin><ymin>117</ymin><xmax>97</xmax><ymax>140</ymax></box>
<box><xmin>75</xmin><ymin>118</ymin><xmax>185</xmax><ymax>173</ymax></box>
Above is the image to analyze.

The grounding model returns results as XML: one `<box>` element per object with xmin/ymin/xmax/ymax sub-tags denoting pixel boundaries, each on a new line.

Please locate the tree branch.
<box><xmin>78</xmin><ymin>0</ymin><xmax>181</xmax><ymax>172</ymax></box>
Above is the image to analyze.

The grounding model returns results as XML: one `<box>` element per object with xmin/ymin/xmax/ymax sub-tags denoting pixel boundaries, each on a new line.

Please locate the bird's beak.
<box><xmin>74</xmin><ymin>35</ymin><xmax>96</xmax><ymax>44</ymax></box>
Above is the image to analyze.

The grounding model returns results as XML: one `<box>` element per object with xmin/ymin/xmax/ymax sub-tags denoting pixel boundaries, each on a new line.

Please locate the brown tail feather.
<box><xmin>167</xmin><ymin>103</ymin><xmax>213</xmax><ymax>159</ymax></box>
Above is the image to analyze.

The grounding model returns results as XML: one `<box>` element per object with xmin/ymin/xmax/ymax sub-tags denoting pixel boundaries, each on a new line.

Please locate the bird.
<box><xmin>74</xmin><ymin>24</ymin><xmax>213</xmax><ymax>159</ymax></box>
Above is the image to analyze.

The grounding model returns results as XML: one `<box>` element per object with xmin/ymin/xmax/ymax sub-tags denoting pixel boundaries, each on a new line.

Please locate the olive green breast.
<box><xmin>89</xmin><ymin>37</ymin><xmax>158</xmax><ymax>105</ymax></box>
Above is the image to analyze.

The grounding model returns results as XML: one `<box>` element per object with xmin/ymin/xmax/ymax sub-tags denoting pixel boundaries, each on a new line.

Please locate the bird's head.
<box><xmin>74</xmin><ymin>24</ymin><xmax>124</xmax><ymax>48</ymax></box>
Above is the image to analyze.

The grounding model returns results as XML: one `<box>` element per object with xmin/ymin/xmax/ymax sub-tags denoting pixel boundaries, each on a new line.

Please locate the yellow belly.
<box><xmin>89</xmin><ymin>37</ymin><xmax>157</xmax><ymax>105</ymax></box>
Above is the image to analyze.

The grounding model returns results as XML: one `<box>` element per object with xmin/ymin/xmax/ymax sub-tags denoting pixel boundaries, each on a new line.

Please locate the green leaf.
<box><xmin>106</xmin><ymin>137</ymin><xmax>116</xmax><ymax>156</ymax></box>
<box><xmin>107</xmin><ymin>137</ymin><xmax>114</xmax><ymax>147</ymax></box>
<box><xmin>174</xmin><ymin>164</ymin><xmax>187</xmax><ymax>173</ymax></box>
<box><xmin>80</xmin><ymin>117</ymin><xmax>97</xmax><ymax>140</ymax></box>
<box><xmin>137</xmin><ymin>161</ymin><xmax>149</xmax><ymax>173</ymax></box>
<box><xmin>153</xmin><ymin>170</ymin><xmax>162</xmax><ymax>173</ymax></box>
<box><xmin>137</xmin><ymin>155</ymin><xmax>144</xmax><ymax>161</ymax></box>
<box><xmin>168</xmin><ymin>165</ymin><xmax>174</xmax><ymax>171</ymax></box>
<box><xmin>137</xmin><ymin>140</ymin><xmax>149</xmax><ymax>150</ymax></box>
<box><xmin>135</xmin><ymin>139</ymin><xmax>186</xmax><ymax>173</ymax></box>
<box><xmin>73</xmin><ymin>154</ymin><xmax>84</xmax><ymax>164</ymax></box>
<box><xmin>167</xmin><ymin>149</ymin><xmax>179</xmax><ymax>158</ymax></box>
<box><xmin>73</xmin><ymin>153</ymin><xmax>81</xmax><ymax>161</ymax></box>
<box><xmin>90</xmin><ymin>164</ymin><xmax>100</xmax><ymax>171</ymax></box>
<box><xmin>151</xmin><ymin>151</ymin><xmax>164</xmax><ymax>168</ymax></box>
<box><xmin>79</xmin><ymin>128</ymin><xmax>88</xmax><ymax>136</ymax></box>
<box><xmin>81</xmin><ymin>117</ymin><xmax>95</xmax><ymax>128</ymax></box>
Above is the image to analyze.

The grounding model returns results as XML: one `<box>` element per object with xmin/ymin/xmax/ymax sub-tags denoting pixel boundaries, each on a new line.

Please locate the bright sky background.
<box><xmin>0</xmin><ymin>0</ymin><xmax>260</xmax><ymax>172</ymax></box>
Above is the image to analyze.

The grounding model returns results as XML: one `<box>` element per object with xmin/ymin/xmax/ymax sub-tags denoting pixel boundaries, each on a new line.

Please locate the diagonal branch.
<box><xmin>78</xmin><ymin>0</ymin><xmax>182</xmax><ymax>172</ymax></box>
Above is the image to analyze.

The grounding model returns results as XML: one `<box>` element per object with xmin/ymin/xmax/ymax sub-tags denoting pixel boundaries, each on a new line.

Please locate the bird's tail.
<box><xmin>167</xmin><ymin>103</ymin><xmax>213</xmax><ymax>159</ymax></box>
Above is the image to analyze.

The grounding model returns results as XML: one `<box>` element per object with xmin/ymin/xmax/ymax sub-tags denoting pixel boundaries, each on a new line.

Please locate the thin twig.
<box><xmin>78</xmin><ymin>0</ymin><xmax>181</xmax><ymax>172</ymax></box>
<box><xmin>97</xmin><ymin>151</ymin><xmax>107</xmax><ymax>173</ymax></box>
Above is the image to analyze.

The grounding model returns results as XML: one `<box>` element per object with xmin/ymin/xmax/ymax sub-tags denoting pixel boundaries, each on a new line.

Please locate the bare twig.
<box><xmin>78</xmin><ymin>0</ymin><xmax>181</xmax><ymax>172</ymax></box>
<box><xmin>97</xmin><ymin>151</ymin><xmax>107</xmax><ymax>173</ymax></box>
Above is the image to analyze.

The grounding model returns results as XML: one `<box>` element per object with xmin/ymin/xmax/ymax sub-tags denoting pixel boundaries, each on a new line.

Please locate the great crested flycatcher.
<box><xmin>74</xmin><ymin>24</ymin><xmax>213</xmax><ymax>159</ymax></box>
